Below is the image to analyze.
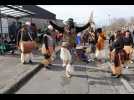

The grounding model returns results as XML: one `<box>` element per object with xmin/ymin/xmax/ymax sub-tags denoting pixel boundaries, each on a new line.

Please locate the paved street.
<box><xmin>0</xmin><ymin>41</ymin><xmax>133</xmax><ymax>94</ymax></box>
<box><xmin>1</xmin><ymin>5</ymin><xmax>134</xmax><ymax>94</ymax></box>
<box><xmin>16</xmin><ymin>60</ymin><xmax>133</xmax><ymax>94</ymax></box>
<box><xmin>0</xmin><ymin>51</ymin><xmax>43</xmax><ymax>93</ymax></box>
<box><xmin>16</xmin><ymin>41</ymin><xmax>134</xmax><ymax>94</ymax></box>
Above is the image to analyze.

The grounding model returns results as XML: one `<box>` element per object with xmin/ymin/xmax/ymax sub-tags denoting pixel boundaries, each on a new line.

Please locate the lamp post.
<box><xmin>108</xmin><ymin>14</ymin><xmax>111</xmax><ymax>26</ymax></box>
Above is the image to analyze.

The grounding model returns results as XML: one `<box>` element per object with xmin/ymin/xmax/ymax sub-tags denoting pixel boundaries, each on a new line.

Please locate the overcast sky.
<box><xmin>38</xmin><ymin>5</ymin><xmax>134</xmax><ymax>26</ymax></box>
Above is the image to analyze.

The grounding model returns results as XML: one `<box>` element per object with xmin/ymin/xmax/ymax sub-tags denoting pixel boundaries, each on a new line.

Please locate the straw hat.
<box><xmin>63</xmin><ymin>18</ymin><xmax>74</xmax><ymax>25</ymax></box>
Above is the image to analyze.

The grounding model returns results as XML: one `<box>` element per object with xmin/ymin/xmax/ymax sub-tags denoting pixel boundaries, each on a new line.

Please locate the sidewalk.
<box><xmin>0</xmin><ymin>54</ymin><xmax>43</xmax><ymax>94</ymax></box>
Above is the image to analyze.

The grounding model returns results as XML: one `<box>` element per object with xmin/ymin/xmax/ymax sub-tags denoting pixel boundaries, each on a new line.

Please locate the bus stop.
<box><xmin>0</xmin><ymin>5</ymin><xmax>35</xmax><ymax>54</ymax></box>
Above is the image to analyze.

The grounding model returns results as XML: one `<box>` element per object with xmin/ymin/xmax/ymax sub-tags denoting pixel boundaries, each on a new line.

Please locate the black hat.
<box><xmin>68</xmin><ymin>18</ymin><xmax>73</xmax><ymax>22</ymax></box>
<box><xmin>97</xmin><ymin>28</ymin><xmax>102</xmax><ymax>33</ymax></box>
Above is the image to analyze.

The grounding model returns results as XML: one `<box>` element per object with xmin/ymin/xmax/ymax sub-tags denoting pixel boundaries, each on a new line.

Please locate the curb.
<box><xmin>0</xmin><ymin>63</ymin><xmax>43</xmax><ymax>94</ymax></box>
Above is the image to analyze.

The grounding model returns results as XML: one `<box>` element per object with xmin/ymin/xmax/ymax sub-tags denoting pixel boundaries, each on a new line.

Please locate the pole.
<box><xmin>108</xmin><ymin>14</ymin><xmax>110</xmax><ymax>26</ymax></box>
<box><xmin>30</xmin><ymin>16</ymin><xmax>32</xmax><ymax>23</ymax></box>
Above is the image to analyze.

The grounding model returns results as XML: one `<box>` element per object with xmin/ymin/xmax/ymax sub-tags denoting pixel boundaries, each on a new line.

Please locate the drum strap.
<box><xmin>20</xmin><ymin>31</ymin><xmax>33</xmax><ymax>41</ymax></box>
<box><xmin>28</xmin><ymin>32</ymin><xmax>33</xmax><ymax>41</ymax></box>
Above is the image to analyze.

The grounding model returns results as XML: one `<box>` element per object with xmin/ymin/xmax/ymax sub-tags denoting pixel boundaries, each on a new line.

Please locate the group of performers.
<box><xmin>109</xmin><ymin>30</ymin><xmax>134</xmax><ymax>78</ymax></box>
<box><xmin>16</xmin><ymin>18</ymin><xmax>134</xmax><ymax>79</ymax></box>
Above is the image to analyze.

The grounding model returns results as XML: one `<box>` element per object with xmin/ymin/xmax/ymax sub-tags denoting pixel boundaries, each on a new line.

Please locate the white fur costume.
<box><xmin>60</xmin><ymin>47</ymin><xmax>74</xmax><ymax>75</ymax></box>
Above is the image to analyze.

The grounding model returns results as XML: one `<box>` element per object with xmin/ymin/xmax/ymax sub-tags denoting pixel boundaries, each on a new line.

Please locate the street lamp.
<box><xmin>108</xmin><ymin>14</ymin><xmax>111</xmax><ymax>26</ymax></box>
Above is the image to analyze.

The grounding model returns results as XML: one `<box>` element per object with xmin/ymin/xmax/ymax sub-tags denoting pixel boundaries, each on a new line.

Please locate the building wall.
<box><xmin>19</xmin><ymin>17</ymin><xmax>55</xmax><ymax>29</ymax></box>
<box><xmin>7</xmin><ymin>17</ymin><xmax>64</xmax><ymax>32</ymax></box>
<box><xmin>7</xmin><ymin>18</ymin><xmax>16</xmax><ymax>26</ymax></box>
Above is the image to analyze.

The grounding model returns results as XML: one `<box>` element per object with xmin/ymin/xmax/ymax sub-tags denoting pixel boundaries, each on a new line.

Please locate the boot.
<box><xmin>29</xmin><ymin>60</ymin><xmax>33</xmax><ymax>64</ymax></box>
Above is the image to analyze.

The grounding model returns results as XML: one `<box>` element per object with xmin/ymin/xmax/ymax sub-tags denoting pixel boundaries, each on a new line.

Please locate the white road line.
<box><xmin>120</xmin><ymin>78</ymin><xmax>134</xmax><ymax>93</ymax></box>
<box><xmin>52</xmin><ymin>63</ymin><xmax>108</xmax><ymax>70</ymax></box>
<box><xmin>107</xmin><ymin>62</ymin><xmax>134</xmax><ymax>94</ymax></box>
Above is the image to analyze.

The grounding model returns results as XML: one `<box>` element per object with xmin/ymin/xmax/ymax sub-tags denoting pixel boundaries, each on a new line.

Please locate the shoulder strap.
<box><xmin>28</xmin><ymin>32</ymin><xmax>33</xmax><ymax>41</ymax></box>
<box><xmin>20</xmin><ymin>31</ymin><xmax>23</xmax><ymax>41</ymax></box>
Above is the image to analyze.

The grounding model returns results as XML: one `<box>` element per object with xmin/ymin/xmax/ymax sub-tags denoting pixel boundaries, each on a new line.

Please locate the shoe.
<box><xmin>65</xmin><ymin>73</ymin><xmax>72</xmax><ymax>78</ymax></box>
<box><xmin>29</xmin><ymin>60</ymin><xmax>33</xmax><ymax>64</ymax></box>
<box><xmin>116</xmin><ymin>74</ymin><xmax>122</xmax><ymax>78</ymax></box>
<box><xmin>48</xmin><ymin>64</ymin><xmax>53</xmax><ymax>66</ymax></box>
<box><xmin>92</xmin><ymin>59</ymin><xmax>95</xmax><ymax>62</ymax></box>
<box><xmin>22</xmin><ymin>62</ymin><xmax>27</xmax><ymax>64</ymax></box>
<box><xmin>111</xmin><ymin>73</ymin><xmax>116</xmax><ymax>76</ymax></box>
<box><xmin>45</xmin><ymin>66</ymin><xmax>51</xmax><ymax>69</ymax></box>
<box><xmin>88</xmin><ymin>59</ymin><xmax>92</xmax><ymax>62</ymax></box>
<box><xmin>62</xmin><ymin>64</ymin><xmax>66</xmax><ymax>68</ymax></box>
<box><xmin>130</xmin><ymin>60</ymin><xmax>133</xmax><ymax>64</ymax></box>
<box><xmin>125</xmin><ymin>66</ymin><xmax>129</xmax><ymax>69</ymax></box>
<box><xmin>38</xmin><ymin>64</ymin><xmax>44</xmax><ymax>68</ymax></box>
<box><xmin>123</xmin><ymin>65</ymin><xmax>126</xmax><ymax>68</ymax></box>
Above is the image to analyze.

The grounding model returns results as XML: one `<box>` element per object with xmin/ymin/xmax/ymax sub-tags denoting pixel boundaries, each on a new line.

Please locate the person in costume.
<box><xmin>9</xmin><ymin>22</ymin><xmax>17</xmax><ymax>44</ymax></box>
<box><xmin>95</xmin><ymin>28</ymin><xmax>106</xmax><ymax>62</ymax></box>
<box><xmin>39</xmin><ymin>25</ymin><xmax>55</xmax><ymax>69</ymax></box>
<box><xmin>123</xmin><ymin>30</ymin><xmax>133</xmax><ymax>68</ymax></box>
<box><xmin>111</xmin><ymin>31</ymin><xmax>127</xmax><ymax>78</ymax></box>
<box><xmin>17</xmin><ymin>22</ymin><xmax>36</xmax><ymax>64</ymax></box>
<box><xmin>84</xmin><ymin>27</ymin><xmax>97</xmax><ymax>62</ymax></box>
<box><xmin>49</xmin><ymin>18</ymin><xmax>91</xmax><ymax>62</ymax></box>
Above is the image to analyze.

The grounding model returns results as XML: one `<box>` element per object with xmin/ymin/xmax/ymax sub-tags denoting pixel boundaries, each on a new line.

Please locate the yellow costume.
<box><xmin>96</xmin><ymin>32</ymin><xmax>106</xmax><ymax>50</ymax></box>
<box><xmin>96</xmin><ymin>32</ymin><xmax>106</xmax><ymax>58</ymax></box>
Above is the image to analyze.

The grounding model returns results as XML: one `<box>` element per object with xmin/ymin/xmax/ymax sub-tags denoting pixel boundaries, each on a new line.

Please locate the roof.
<box><xmin>0</xmin><ymin>5</ymin><xmax>35</xmax><ymax>18</ymax></box>
<box><xmin>22</xmin><ymin>5</ymin><xmax>56</xmax><ymax>20</ymax></box>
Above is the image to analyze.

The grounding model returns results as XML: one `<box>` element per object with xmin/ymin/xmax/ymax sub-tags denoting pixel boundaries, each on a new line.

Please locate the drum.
<box><xmin>19</xmin><ymin>41</ymin><xmax>35</xmax><ymax>53</ymax></box>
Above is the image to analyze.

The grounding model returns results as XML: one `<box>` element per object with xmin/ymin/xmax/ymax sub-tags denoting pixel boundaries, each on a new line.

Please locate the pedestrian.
<box><xmin>16</xmin><ymin>22</ymin><xmax>22</xmax><ymax>44</ymax></box>
<box><xmin>109</xmin><ymin>32</ymin><xmax>116</xmax><ymax>62</ymax></box>
<box><xmin>60</xmin><ymin>42</ymin><xmax>74</xmax><ymax>78</ymax></box>
<box><xmin>9</xmin><ymin>22</ymin><xmax>17</xmax><ymax>44</ymax></box>
<box><xmin>87</xmin><ymin>28</ymin><xmax>97</xmax><ymax>61</ymax></box>
<box><xmin>111</xmin><ymin>31</ymin><xmax>127</xmax><ymax>78</ymax></box>
<box><xmin>30</xmin><ymin>23</ymin><xmax>38</xmax><ymax>41</ymax></box>
<box><xmin>17</xmin><ymin>22</ymin><xmax>36</xmax><ymax>64</ymax></box>
<box><xmin>30</xmin><ymin>23</ymin><xmax>38</xmax><ymax>49</ymax></box>
<box><xmin>39</xmin><ymin>26</ymin><xmax>55</xmax><ymax>69</ymax></box>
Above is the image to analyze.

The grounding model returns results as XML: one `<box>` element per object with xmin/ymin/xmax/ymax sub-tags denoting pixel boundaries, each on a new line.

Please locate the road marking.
<box><xmin>107</xmin><ymin>62</ymin><xmax>134</xmax><ymax>94</ymax></box>
<box><xmin>120</xmin><ymin>78</ymin><xmax>134</xmax><ymax>93</ymax></box>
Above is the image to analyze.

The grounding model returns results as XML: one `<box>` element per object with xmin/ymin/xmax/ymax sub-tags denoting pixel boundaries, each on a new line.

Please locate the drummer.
<box><xmin>17</xmin><ymin>22</ymin><xmax>35</xmax><ymax>64</ymax></box>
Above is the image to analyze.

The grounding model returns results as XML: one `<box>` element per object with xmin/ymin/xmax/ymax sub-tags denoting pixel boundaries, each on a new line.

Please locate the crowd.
<box><xmin>0</xmin><ymin>18</ymin><xmax>134</xmax><ymax>79</ymax></box>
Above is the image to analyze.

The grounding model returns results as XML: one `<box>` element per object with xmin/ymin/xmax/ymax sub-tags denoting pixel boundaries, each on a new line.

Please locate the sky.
<box><xmin>38</xmin><ymin>5</ymin><xmax>134</xmax><ymax>26</ymax></box>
